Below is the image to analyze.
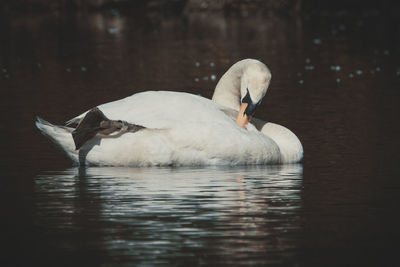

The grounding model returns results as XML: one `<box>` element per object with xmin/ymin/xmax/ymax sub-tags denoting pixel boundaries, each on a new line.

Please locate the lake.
<box><xmin>1</xmin><ymin>2</ymin><xmax>399</xmax><ymax>266</ymax></box>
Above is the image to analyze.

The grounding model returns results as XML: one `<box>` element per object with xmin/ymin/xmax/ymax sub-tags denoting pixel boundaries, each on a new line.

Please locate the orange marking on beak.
<box><xmin>236</xmin><ymin>103</ymin><xmax>249</xmax><ymax>129</ymax></box>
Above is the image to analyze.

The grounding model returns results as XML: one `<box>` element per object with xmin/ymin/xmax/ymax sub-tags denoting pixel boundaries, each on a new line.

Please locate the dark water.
<box><xmin>32</xmin><ymin>166</ymin><xmax>303</xmax><ymax>266</ymax></box>
<box><xmin>1</xmin><ymin>3</ymin><xmax>400</xmax><ymax>266</ymax></box>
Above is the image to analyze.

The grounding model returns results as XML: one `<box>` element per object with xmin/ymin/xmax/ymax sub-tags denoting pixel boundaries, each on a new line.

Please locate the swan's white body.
<box><xmin>36</xmin><ymin>59</ymin><xmax>303</xmax><ymax>166</ymax></box>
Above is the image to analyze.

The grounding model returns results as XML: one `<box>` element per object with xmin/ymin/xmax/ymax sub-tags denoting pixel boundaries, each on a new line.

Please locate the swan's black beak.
<box><xmin>241</xmin><ymin>89</ymin><xmax>259</xmax><ymax>116</ymax></box>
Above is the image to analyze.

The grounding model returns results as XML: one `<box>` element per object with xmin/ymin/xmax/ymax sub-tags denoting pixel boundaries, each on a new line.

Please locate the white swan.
<box><xmin>35</xmin><ymin>59</ymin><xmax>303</xmax><ymax>166</ymax></box>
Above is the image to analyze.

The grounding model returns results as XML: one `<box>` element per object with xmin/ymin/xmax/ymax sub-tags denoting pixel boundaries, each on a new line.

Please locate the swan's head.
<box><xmin>236</xmin><ymin>62</ymin><xmax>271</xmax><ymax>128</ymax></box>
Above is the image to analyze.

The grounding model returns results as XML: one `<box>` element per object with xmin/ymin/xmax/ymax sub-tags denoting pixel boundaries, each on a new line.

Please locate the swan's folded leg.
<box><xmin>96</xmin><ymin>121</ymin><xmax>128</xmax><ymax>139</ymax></box>
<box><xmin>72</xmin><ymin>107</ymin><xmax>145</xmax><ymax>150</ymax></box>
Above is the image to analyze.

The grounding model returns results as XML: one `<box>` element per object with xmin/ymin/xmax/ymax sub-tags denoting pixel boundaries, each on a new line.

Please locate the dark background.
<box><xmin>1</xmin><ymin>0</ymin><xmax>400</xmax><ymax>266</ymax></box>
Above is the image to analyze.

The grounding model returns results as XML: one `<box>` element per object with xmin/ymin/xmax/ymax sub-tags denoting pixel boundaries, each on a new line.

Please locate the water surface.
<box><xmin>1</xmin><ymin>3</ymin><xmax>400</xmax><ymax>266</ymax></box>
<box><xmin>32</xmin><ymin>166</ymin><xmax>302</xmax><ymax>266</ymax></box>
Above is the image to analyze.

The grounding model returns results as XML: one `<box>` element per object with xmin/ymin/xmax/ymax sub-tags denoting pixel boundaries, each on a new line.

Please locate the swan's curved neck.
<box><xmin>212</xmin><ymin>60</ymin><xmax>248</xmax><ymax>111</ymax></box>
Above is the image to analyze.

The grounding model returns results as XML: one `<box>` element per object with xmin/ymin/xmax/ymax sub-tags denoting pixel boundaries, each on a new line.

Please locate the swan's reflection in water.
<box><xmin>35</xmin><ymin>165</ymin><xmax>303</xmax><ymax>265</ymax></box>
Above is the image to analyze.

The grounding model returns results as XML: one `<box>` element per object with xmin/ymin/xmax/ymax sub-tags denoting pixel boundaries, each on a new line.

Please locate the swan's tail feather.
<box><xmin>35</xmin><ymin>117</ymin><xmax>79</xmax><ymax>164</ymax></box>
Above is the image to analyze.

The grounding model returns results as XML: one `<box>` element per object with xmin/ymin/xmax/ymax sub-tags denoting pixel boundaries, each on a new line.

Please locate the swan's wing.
<box><xmin>65</xmin><ymin>91</ymin><xmax>235</xmax><ymax>129</ymax></box>
<box><xmin>65</xmin><ymin>94</ymin><xmax>136</xmax><ymax>126</ymax></box>
<box><xmin>219</xmin><ymin>107</ymin><xmax>238</xmax><ymax>121</ymax></box>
